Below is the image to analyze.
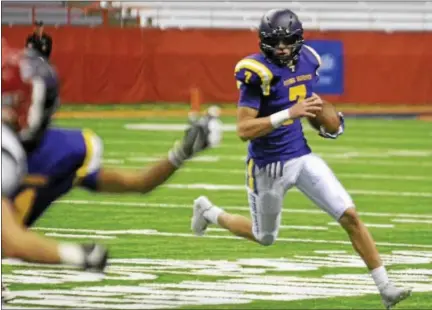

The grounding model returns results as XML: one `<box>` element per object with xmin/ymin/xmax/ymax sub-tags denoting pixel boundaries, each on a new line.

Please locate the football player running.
<box><xmin>191</xmin><ymin>9</ymin><xmax>411</xmax><ymax>309</ymax></box>
<box><xmin>2</xmin><ymin>43</ymin><xmax>108</xmax><ymax>302</ymax></box>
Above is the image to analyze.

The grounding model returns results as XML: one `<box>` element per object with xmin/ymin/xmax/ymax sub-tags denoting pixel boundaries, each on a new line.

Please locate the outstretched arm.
<box><xmin>89</xmin><ymin>108</ymin><xmax>222</xmax><ymax>194</ymax></box>
<box><xmin>96</xmin><ymin>158</ymin><xmax>177</xmax><ymax>194</ymax></box>
<box><xmin>2</xmin><ymin>197</ymin><xmax>108</xmax><ymax>271</ymax></box>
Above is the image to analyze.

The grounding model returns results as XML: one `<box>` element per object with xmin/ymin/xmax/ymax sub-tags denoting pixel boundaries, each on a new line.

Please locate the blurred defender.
<box><xmin>2</xmin><ymin>42</ymin><xmax>222</xmax><ymax>302</ymax></box>
<box><xmin>1</xmin><ymin>43</ymin><xmax>108</xmax><ymax>302</ymax></box>
<box><xmin>5</xmin><ymin>108</ymin><xmax>221</xmax><ymax>302</ymax></box>
<box><xmin>190</xmin><ymin>9</ymin><xmax>411</xmax><ymax>309</ymax></box>
<box><xmin>12</xmin><ymin>106</ymin><xmax>221</xmax><ymax>228</ymax></box>
<box><xmin>12</xmin><ymin>107</ymin><xmax>221</xmax><ymax>229</ymax></box>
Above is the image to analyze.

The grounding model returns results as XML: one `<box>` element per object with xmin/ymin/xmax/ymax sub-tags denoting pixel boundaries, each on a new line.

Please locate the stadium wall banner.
<box><xmin>2</xmin><ymin>26</ymin><xmax>431</xmax><ymax>105</ymax></box>
<box><xmin>305</xmin><ymin>40</ymin><xmax>344</xmax><ymax>96</ymax></box>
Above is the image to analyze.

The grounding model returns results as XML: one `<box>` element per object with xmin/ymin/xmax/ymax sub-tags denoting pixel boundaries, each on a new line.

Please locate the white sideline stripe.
<box><xmin>162</xmin><ymin>183</ymin><xmax>432</xmax><ymax>198</ymax></box>
<box><xmin>33</xmin><ymin>227</ymin><xmax>432</xmax><ymax>249</ymax></box>
<box><xmin>392</xmin><ymin>219</ymin><xmax>432</xmax><ymax>224</ymax></box>
<box><xmin>57</xmin><ymin>200</ymin><xmax>432</xmax><ymax>219</ymax></box>
<box><xmin>328</xmin><ymin>222</ymin><xmax>395</xmax><ymax>229</ymax></box>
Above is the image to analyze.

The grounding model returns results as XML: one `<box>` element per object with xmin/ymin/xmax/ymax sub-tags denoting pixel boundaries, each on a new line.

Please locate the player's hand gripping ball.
<box><xmin>306</xmin><ymin>94</ymin><xmax>344</xmax><ymax>139</ymax></box>
<box><xmin>307</xmin><ymin>98</ymin><xmax>340</xmax><ymax>134</ymax></box>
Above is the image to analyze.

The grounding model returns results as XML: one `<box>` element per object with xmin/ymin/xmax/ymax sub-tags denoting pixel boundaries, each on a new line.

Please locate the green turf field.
<box><xmin>3</xmin><ymin>110</ymin><xmax>432</xmax><ymax>309</ymax></box>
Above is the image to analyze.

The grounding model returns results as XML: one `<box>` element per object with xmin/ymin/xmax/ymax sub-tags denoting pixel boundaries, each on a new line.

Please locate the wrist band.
<box><xmin>269</xmin><ymin>109</ymin><xmax>291</xmax><ymax>128</ymax></box>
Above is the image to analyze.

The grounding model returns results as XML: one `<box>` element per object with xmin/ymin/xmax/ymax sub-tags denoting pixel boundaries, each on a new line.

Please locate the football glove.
<box><xmin>168</xmin><ymin>106</ymin><xmax>223</xmax><ymax>167</ymax></box>
<box><xmin>81</xmin><ymin>243</ymin><xmax>109</xmax><ymax>272</ymax></box>
<box><xmin>319</xmin><ymin>112</ymin><xmax>345</xmax><ymax>139</ymax></box>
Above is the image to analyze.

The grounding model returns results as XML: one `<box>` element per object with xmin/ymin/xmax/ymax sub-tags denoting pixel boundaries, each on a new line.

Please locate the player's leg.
<box><xmin>192</xmin><ymin>160</ymin><xmax>284</xmax><ymax>246</ymax></box>
<box><xmin>295</xmin><ymin>153</ymin><xmax>411</xmax><ymax>309</ymax></box>
<box><xmin>192</xmin><ymin>195</ymin><xmax>256</xmax><ymax>242</ymax></box>
<box><xmin>2</xmin><ymin>197</ymin><xmax>108</xmax><ymax>271</ymax></box>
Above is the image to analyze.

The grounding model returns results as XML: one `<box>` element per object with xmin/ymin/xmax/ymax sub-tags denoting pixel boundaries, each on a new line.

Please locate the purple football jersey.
<box><xmin>11</xmin><ymin>128</ymin><xmax>102</xmax><ymax>226</ymax></box>
<box><xmin>234</xmin><ymin>45</ymin><xmax>321</xmax><ymax>167</ymax></box>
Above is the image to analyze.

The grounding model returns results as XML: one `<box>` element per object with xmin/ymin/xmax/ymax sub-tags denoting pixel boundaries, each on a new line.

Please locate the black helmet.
<box><xmin>258</xmin><ymin>9</ymin><xmax>304</xmax><ymax>66</ymax></box>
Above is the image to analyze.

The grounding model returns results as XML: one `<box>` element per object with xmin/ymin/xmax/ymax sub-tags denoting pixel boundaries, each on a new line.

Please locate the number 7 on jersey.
<box><xmin>283</xmin><ymin>84</ymin><xmax>307</xmax><ymax>126</ymax></box>
<box><xmin>289</xmin><ymin>84</ymin><xmax>307</xmax><ymax>104</ymax></box>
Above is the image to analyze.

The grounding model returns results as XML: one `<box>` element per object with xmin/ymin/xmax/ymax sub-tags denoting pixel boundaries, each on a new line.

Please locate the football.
<box><xmin>307</xmin><ymin>100</ymin><xmax>341</xmax><ymax>134</ymax></box>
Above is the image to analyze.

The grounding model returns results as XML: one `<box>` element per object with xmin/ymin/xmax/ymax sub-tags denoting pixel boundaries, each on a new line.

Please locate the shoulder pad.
<box><xmin>302</xmin><ymin>45</ymin><xmax>322</xmax><ymax>70</ymax></box>
<box><xmin>234</xmin><ymin>57</ymin><xmax>274</xmax><ymax>96</ymax></box>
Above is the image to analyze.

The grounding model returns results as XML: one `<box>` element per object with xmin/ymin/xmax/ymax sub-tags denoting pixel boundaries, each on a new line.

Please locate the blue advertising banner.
<box><xmin>305</xmin><ymin>40</ymin><xmax>344</xmax><ymax>95</ymax></box>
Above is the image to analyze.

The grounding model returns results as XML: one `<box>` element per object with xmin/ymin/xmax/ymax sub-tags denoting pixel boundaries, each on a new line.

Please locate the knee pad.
<box><xmin>254</xmin><ymin>232</ymin><xmax>276</xmax><ymax>246</ymax></box>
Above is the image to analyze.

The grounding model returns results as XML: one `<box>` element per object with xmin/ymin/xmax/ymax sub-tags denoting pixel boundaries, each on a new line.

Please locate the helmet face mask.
<box><xmin>258</xmin><ymin>9</ymin><xmax>305</xmax><ymax>66</ymax></box>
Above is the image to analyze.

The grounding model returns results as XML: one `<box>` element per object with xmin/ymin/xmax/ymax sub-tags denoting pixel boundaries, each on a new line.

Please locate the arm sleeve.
<box><xmin>237</xmin><ymin>83</ymin><xmax>262</xmax><ymax>110</ymax></box>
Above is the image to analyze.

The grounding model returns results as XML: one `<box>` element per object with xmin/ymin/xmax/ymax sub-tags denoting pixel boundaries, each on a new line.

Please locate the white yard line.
<box><xmin>161</xmin><ymin>183</ymin><xmax>432</xmax><ymax>198</ymax></box>
<box><xmin>57</xmin><ymin>199</ymin><xmax>432</xmax><ymax>219</ymax></box>
<box><xmin>391</xmin><ymin>219</ymin><xmax>432</xmax><ymax>224</ymax></box>
<box><xmin>124</xmin><ymin>123</ymin><xmax>239</xmax><ymax>132</ymax></box>
<box><xmin>176</xmin><ymin>167</ymin><xmax>432</xmax><ymax>181</ymax></box>
<box><xmin>209</xmin><ymin>225</ymin><xmax>329</xmax><ymax>232</ymax></box>
<box><xmin>104</xmin><ymin>137</ymin><xmax>430</xmax><ymax>149</ymax></box>
<box><xmin>328</xmin><ymin>222</ymin><xmax>395</xmax><ymax>229</ymax></box>
<box><xmin>44</xmin><ymin>233</ymin><xmax>116</xmax><ymax>239</ymax></box>
<box><xmin>102</xmin><ymin>154</ymin><xmax>432</xmax><ymax>167</ymax></box>
<box><xmin>314</xmin><ymin>250</ymin><xmax>347</xmax><ymax>254</ymax></box>
<box><xmin>280</xmin><ymin>225</ymin><xmax>329</xmax><ymax>231</ymax></box>
<box><xmin>100</xmin><ymin>164</ymin><xmax>431</xmax><ymax>182</ymax></box>
<box><xmin>33</xmin><ymin>227</ymin><xmax>432</xmax><ymax>249</ymax></box>
<box><xmin>104</xmin><ymin>142</ymin><xmax>432</xmax><ymax>153</ymax></box>
<box><xmin>122</xmin><ymin>123</ymin><xmax>428</xmax><ymax>142</ymax></box>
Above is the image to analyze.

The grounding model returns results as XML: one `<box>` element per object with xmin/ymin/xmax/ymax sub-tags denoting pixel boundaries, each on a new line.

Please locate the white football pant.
<box><xmin>246</xmin><ymin>153</ymin><xmax>354</xmax><ymax>246</ymax></box>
